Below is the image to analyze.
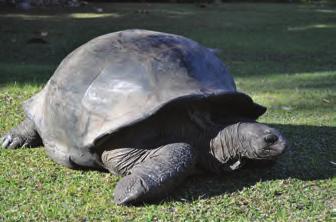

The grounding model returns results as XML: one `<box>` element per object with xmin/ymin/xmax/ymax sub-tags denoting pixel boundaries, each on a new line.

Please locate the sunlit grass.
<box><xmin>315</xmin><ymin>9</ymin><xmax>336</xmax><ymax>14</ymax></box>
<box><xmin>237</xmin><ymin>71</ymin><xmax>336</xmax><ymax>125</ymax></box>
<box><xmin>69</xmin><ymin>13</ymin><xmax>121</xmax><ymax>19</ymax></box>
<box><xmin>0</xmin><ymin>2</ymin><xmax>335</xmax><ymax>221</ymax></box>
<box><xmin>1</xmin><ymin>12</ymin><xmax>122</xmax><ymax>20</ymax></box>
<box><xmin>1</xmin><ymin>14</ymin><xmax>55</xmax><ymax>20</ymax></box>
<box><xmin>288</xmin><ymin>23</ymin><xmax>336</xmax><ymax>31</ymax></box>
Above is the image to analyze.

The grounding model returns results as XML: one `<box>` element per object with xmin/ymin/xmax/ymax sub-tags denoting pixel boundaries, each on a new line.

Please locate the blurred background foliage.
<box><xmin>1</xmin><ymin>0</ymin><xmax>335</xmax><ymax>9</ymax></box>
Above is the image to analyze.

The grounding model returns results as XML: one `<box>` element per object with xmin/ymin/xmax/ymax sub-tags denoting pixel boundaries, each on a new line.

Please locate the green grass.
<box><xmin>0</xmin><ymin>2</ymin><xmax>336</xmax><ymax>221</ymax></box>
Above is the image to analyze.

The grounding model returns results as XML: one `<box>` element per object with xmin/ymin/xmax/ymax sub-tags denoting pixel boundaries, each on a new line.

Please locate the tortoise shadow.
<box><xmin>168</xmin><ymin>123</ymin><xmax>336</xmax><ymax>203</ymax></box>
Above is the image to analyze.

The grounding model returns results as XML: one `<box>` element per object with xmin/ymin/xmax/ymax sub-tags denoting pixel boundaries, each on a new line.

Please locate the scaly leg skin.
<box><xmin>1</xmin><ymin>118</ymin><xmax>42</xmax><ymax>149</ymax></box>
<box><xmin>102</xmin><ymin>143</ymin><xmax>198</xmax><ymax>205</ymax></box>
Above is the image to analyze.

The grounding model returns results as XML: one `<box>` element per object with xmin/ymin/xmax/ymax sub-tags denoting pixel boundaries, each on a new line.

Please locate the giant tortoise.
<box><xmin>1</xmin><ymin>29</ymin><xmax>287</xmax><ymax>205</ymax></box>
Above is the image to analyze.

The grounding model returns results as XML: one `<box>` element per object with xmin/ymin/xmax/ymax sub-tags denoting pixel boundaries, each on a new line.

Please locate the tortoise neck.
<box><xmin>209</xmin><ymin>122</ymin><xmax>247</xmax><ymax>165</ymax></box>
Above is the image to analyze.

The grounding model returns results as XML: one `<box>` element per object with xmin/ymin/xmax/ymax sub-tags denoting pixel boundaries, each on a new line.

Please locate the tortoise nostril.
<box><xmin>264</xmin><ymin>134</ymin><xmax>278</xmax><ymax>144</ymax></box>
<box><xmin>264</xmin><ymin>130</ymin><xmax>271</xmax><ymax>134</ymax></box>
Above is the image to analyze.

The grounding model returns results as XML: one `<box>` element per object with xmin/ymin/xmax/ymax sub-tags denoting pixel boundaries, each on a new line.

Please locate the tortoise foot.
<box><xmin>1</xmin><ymin>118</ymin><xmax>42</xmax><ymax>149</ymax></box>
<box><xmin>109</xmin><ymin>143</ymin><xmax>198</xmax><ymax>205</ymax></box>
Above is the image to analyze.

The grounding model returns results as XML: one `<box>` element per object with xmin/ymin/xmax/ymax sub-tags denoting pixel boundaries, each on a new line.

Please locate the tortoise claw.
<box><xmin>1</xmin><ymin>134</ymin><xmax>12</xmax><ymax>148</ymax></box>
<box><xmin>1</xmin><ymin>134</ymin><xmax>23</xmax><ymax>149</ymax></box>
<box><xmin>8</xmin><ymin>137</ymin><xmax>22</xmax><ymax>149</ymax></box>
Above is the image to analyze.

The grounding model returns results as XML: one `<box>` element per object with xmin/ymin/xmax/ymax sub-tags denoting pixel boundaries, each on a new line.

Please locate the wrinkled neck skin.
<box><xmin>186</xmin><ymin>107</ymin><xmax>255</xmax><ymax>172</ymax></box>
<box><xmin>209</xmin><ymin>122</ymin><xmax>250</xmax><ymax>171</ymax></box>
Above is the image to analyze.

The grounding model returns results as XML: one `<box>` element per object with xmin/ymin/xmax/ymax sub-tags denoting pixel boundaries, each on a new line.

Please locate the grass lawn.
<box><xmin>0</xmin><ymin>2</ymin><xmax>335</xmax><ymax>221</ymax></box>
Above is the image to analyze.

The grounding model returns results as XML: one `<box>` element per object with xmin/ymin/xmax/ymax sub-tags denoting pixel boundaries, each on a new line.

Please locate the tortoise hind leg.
<box><xmin>102</xmin><ymin>143</ymin><xmax>198</xmax><ymax>205</ymax></box>
<box><xmin>1</xmin><ymin>118</ymin><xmax>42</xmax><ymax>149</ymax></box>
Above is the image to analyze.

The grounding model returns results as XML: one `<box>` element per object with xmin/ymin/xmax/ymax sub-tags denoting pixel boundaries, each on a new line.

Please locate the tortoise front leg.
<box><xmin>1</xmin><ymin>118</ymin><xmax>42</xmax><ymax>149</ymax></box>
<box><xmin>102</xmin><ymin>143</ymin><xmax>198</xmax><ymax>205</ymax></box>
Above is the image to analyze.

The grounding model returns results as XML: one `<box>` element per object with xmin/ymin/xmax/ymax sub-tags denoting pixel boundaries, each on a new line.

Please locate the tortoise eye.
<box><xmin>264</xmin><ymin>134</ymin><xmax>278</xmax><ymax>144</ymax></box>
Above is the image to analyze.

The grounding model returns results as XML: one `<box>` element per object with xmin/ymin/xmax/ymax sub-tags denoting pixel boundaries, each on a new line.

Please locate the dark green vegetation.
<box><xmin>0</xmin><ymin>3</ymin><xmax>335</xmax><ymax>221</ymax></box>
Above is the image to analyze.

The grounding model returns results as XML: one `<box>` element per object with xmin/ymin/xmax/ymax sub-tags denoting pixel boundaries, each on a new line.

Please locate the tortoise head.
<box><xmin>236</xmin><ymin>122</ymin><xmax>287</xmax><ymax>160</ymax></box>
<box><xmin>210</xmin><ymin>122</ymin><xmax>287</xmax><ymax>169</ymax></box>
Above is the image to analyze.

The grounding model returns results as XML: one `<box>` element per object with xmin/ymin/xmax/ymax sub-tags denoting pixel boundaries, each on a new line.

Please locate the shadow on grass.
<box><xmin>0</xmin><ymin>63</ymin><xmax>54</xmax><ymax>86</ymax></box>
<box><xmin>170</xmin><ymin>123</ymin><xmax>336</xmax><ymax>203</ymax></box>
